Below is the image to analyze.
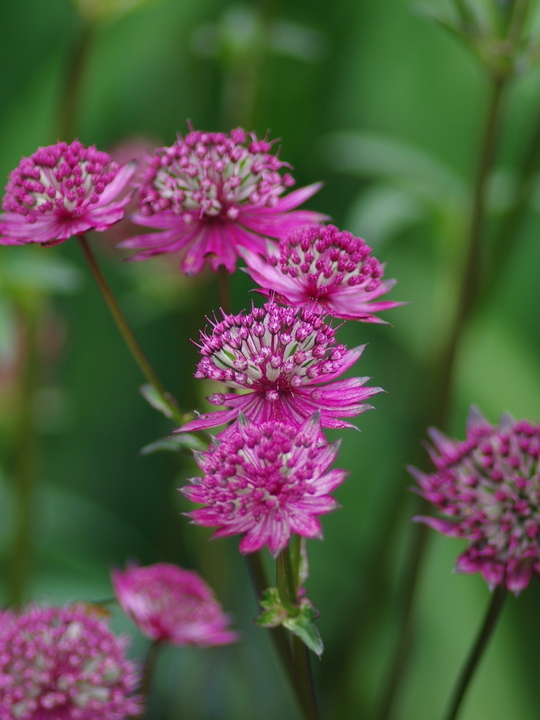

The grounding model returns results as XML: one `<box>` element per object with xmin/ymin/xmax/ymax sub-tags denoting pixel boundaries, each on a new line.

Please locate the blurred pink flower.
<box><xmin>244</xmin><ymin>223</ymin><xmax>402</xmax><ymax>322</ymax></box>
<box><xmin>119</xmin><ymin>127</ymin><xmax>326</xmax><ymax>275</ymax></box>
<box><xmin>412</xmin><ymin>407</ymin><xmax>540</xmax><ymax>595</ymax></box>
<box><xmin>178</xmin><ymin>301</ymin><xmax>381</xmax><ymax>436</ymax></box>
<box><xmin>0</xmin><ymin>604</ymin><xmax>142</xmax><ymax>719</ymax></box>
<box><xmin>112</xmin><ymin>562</ymin><xmax>238</xmax><ymax>647</ymax></box>
<box><xmin>183</xmin><ymin>413</ymin><xmax>347</xmax><ymax>555</ymax></box>
<box><xmin>0</xmin><ymin>140</ymin><xmax>135</xmax><ymax>246</ymax></box>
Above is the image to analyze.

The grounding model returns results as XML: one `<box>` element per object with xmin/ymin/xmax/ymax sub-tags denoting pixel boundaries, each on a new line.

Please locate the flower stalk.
<box><xmin>373</xmin><ymin>58</ymin><xmax>509</xmax><ymax>720</ymax></box>
<box><xmin>442</xmin><ymin>585</ymin><xmax>507</xmax><ymax>720</ymax></box>
<box><xmin>77</xmin><ymin>234</ymin><xmax>185</xmax><ymax>425</ymax></box>
<box><xmin>275</xmin><ymin>543</ymin><xmax>321</xmax><ymax>720</ymax></box>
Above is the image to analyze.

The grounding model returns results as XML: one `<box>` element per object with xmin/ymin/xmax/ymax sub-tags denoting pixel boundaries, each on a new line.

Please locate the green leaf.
<box><xmin>140</xmin><ymin>433</ymin><xmax>206</xmax><ymax>456</ymax></box>
<box><xmin>255</xmin><ymin>588</ymin><xmax>289</xmax><ymax>628</ymax></box>
<box><xmin>323</xmin><ymin>131</ymin><xmax>466</xmax><ymax>208</ymax></box>
<box><xmin>139</xmin><ymin>384</ymin><xmax>176</xmax><ymax>420</ymax></box>
<box><xmin>283</xmin><ymin>601</ymin><xmax>324</xmax><ymax>657</ymax></box>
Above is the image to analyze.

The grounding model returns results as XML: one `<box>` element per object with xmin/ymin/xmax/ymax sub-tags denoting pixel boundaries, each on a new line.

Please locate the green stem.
<box><xmin>442</xmin><ymin>586</ymin><xmax>507</xmax><ymax>720</ymax></box>
<box><xmin>77</xmin><ymin>235</ymin><xmax>184</xmax><ymax>425</ymax></box>
<box><xmin>291</xmin><ymin>633</ymin><xmax>321</xmax><ymax>720</ymax></box>
<box><xmin>372</xmin><ymin>73</ymin><xmax>508</xmax><ymax>720</ymax></box>
<box><xmin>217</xmin><ymin>266</ymin><xmax>232</xmax><ymax>315</ymax></box>
<box><xmin>275</xmin><ymin>544</ymin><xmax>321</xmax><ymax>720</ymax></box>
<box><xmin>139</xmin><ymin>639</ymin><xmax>162</xmax><ymax>705</ymax></box>
<box><xmin>276</xmin><ymin>548</ymin><xmax>298</xmax><ymax>614</ymax></box>
<box><xmin>245</xmin><ymin>552</ymin><xmax>299</xmax><ymax>705</ymax></box>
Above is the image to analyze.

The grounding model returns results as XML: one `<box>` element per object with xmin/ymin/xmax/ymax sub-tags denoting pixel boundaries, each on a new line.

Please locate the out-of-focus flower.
<box><xmin>178</xmin><ymin>301</ymin><xmax>381</xmax><ymax>435</ymax></box>
<box><xmin>243</xmin><ymin>223</ymin><xmax>402</xmax><ymax>322</ymax></box>
<box><xmin>0</xmin><ymin>604</ymin><xmax>142</xmax><ymax>719</ymax></box>
<box><xmin>412</xmin><ymin>407</ymin><xmax>540</xmax><ymax>595</ymax></box>
<box><xmin>183</xmin><ymin>412</ymin><xmax>347</xmax><ymax>555</ymax></box>
<box><xmin>111</xmin><ymin>562</ymin><xmax>238</xmax><ymax>647</ymax></box>
<box><xmin>119</xmin><ymin>127</ymin><xmax>326</xmax><ymax>275</ymax></box>
<box><xmin>0</xmin><ymin>141</ymin><xmax>135</xmax><ymax>246</ymax></box>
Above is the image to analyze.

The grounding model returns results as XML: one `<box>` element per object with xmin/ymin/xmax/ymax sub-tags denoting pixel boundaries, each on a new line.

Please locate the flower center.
<box><xmin>138</xmin><ymin>129</ymin><xmax>295</xmax><ymax>222</ymax></box>
<box><xmin>271</xmin><ymin>224</ymin><xmax>383</xmax><ymax>296</ymax></box>
<box><xmin>196</xmin><ymin>303</ymin><xmax>346</xmax><ymax>393</ymax></box>
<box><xmin>2</xmin><ymin>141</ymin><xmax>120</xmax><ymax>224</ymax></box>
<box><xmin>443</xmin><ymin>421</ymin><xmax>540</xmax><ymax>558</ymax></box>
<box><xmin>201</xmin><ymin>423</ymin><xmax>315</xmax><ymax>521</ymax></box>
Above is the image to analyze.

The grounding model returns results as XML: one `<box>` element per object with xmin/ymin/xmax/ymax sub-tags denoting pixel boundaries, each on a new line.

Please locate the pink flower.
<box><xmin>178</xmin><ymin>301</ymin><xmax>381</xmax><ymax>435</ymax></box>
<box><xmin>183</xmin><ymin>413</ymin><xmax>347</xmax><ymax>555</ymax></box>
<box><xmin>118</xmin><ymin>127</ymin><xmax>326</xmax><ymax>276</ymax></box>
<box><xmin>111</xmin><ymin>562</ymin><xmax>238</xmax><ymax>647</ymax></box>
<box><xmin>412</xmin><ymin>407</ymin><xmax>540</xmax><ymax>595</ymax></box>
<box><xmin>0</xmin><ymin>140</ymin><xmax>136</xmax><ymax>246</ymax></box>
<box><xmin>0</xmin><ymin>604</ymin><xmax>142</xmax><ymax>720</ymax></box>
<box><xmin>243</xmin><ymin>223</ymin><xmax>402</xmax><ymax>322</ymax></box>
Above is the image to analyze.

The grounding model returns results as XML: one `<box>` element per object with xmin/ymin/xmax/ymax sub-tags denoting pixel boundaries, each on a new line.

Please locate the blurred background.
<box><xmin>1</xmin><ymin>0</ymin><xmax>540</xmax><ymax>718</ymax></box>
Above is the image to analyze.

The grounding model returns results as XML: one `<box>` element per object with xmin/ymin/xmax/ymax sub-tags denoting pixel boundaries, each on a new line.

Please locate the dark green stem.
<box><xmin>77</xmin><ymin>235</ymin><xmax>185</xmax><ymax>424</ymax></box>
<box><xmin>275</xmin><ymin>544</ymin><xmax>321</xmax><ymax>720</ymax></box>
<box><xmin>291</xmin><ymin>634</ymin><xmax>321</xmax><ymax>720</ymax></box>
<box><xmin>442</xmin><ymin>586</ymin><xmax>507</xmax><ymax>720</ymax></box>
<box><xmin>373</xmin><ymin>73</ymin><xmax>508</xmax><ymax>720</ymax></box>
<box><xmin>245</xmin><ymin>552</ymin><xmax>299</xmax><ymax>706</ymax></box>
<box><xmin>217</xmin><ymin>266</ymin><xmax>232</xmax><ymax>315</ymax></box>
<box><xmin>139</xmin><ymin>639</ymin><xmax>162</xmax><ymax>704</ymax></box>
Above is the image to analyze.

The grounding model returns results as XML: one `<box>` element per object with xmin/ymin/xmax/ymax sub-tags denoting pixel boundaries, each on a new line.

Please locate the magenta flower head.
<box><xmin>0</xmin><ymin>604</ymin><xmax>142</xmax><ymax>719</ymax></box>
<box><xmin>244</xmin><ymin>224</ymin><xmax>402</xmax><ymax>323</ymax></box>
<box><xmin>411</xmin><ymin>407</ymin><xmax>540</xmax><ymax>595</ymax></box>
<box><xmin>0</xmin><ymin>140</ymin><xmax>136</xmax><ymax>246</ymax></box>
<box><xmin>118</xmin><ymin>126</ymin><xmax>326</xmax><ymax>276</ymax></box>
<box><xmin>111</xmin><ymin>562</ymin><xmax>238</xmax><ymax>647</ymax></box>
<box><xmin>178</xmin><ymin>301</ymin><xmax>381</xmax><ymax>436</ymax></box>
<box><xmin>183</xmin><ymin>412</ymin><xmax>347</xmax><ymax>555</ymax></box>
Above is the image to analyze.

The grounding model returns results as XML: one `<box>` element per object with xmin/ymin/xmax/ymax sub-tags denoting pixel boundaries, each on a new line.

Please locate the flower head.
<box><xmin>178</xmin><ymin>301</ymin><xmax>381</xmax><ymax>435</ymax></box>
<box><xmin>111</xmin><ymin>562</ymin><xmax>238</xmax><ymax>647</ymax></box>
<box><xmin>412</xmin><ymin>407</ymin><xmax>540</xmax><ymax>594</ymax></box>
<box><xmin>0</xmin><ymin>141</ymin><xmax>136</xmax><ymax>247</ymax></box>
<box><xmin>118</xmin><ymin>127</ymin><xmax>326</xmax><ymax>275</ymax></box>
<box><xmin>0</xmin><ymin>604</ymin><xmax>142</xmax><ymax>720</ymax></box>
<box><xmin>244</xmin><ymin>224</ymin><xmax>402</xmax><ymax>322</ymax></box>
<box><xmin>183</xmin><ymin>413</ymin><xmax>347</xmax><ymax>555</ymax></box>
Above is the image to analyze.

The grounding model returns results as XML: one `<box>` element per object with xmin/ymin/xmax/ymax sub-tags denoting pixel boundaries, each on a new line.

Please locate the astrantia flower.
<box><xmin>0</xmin><ymin>140</ymin><xmax>135</xmax><ymax>246</ymax></box>
<box><xmin>183</xmin><ymin>413</ymin><xmax>347</xmax><ymax>555</ymax></box>
<box><xmin>244</xmin><ymin>224</ymin><xmax>402</xmax><ymax>322</ymax></box>
<box><xmin>412</xmin><ymin>407</ymin><xmax>540</xmax><ymax>594</ymax></box>
<box><xmin>178</xmin><ymin>301</ymin><xmax>381</xmax><ymax>435</ymax></box>
<box><xmin>118</xmin><ymin>127</ymin><xmax>326</xmax><ymax>275</ymax></box>
<box><xmin>0</xmin><ymin>604</ymin><xmax>142</xmax><ymax>720</ymax></box>
<box><xmin>111</xmin><ymin>562</ymin><xmax>238</xmax><ymax>647</ymax></box>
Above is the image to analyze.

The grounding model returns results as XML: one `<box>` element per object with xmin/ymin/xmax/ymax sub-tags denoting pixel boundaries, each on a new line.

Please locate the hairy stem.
<box><xmin>442</xmin><ymin>586</ymin><xmax>507</xmax><ymax>720</ymax></box>
<box><xmin>77</xmin><ymin>235</ymin><xmax>185</xmax><ymax>424</ymax></box>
